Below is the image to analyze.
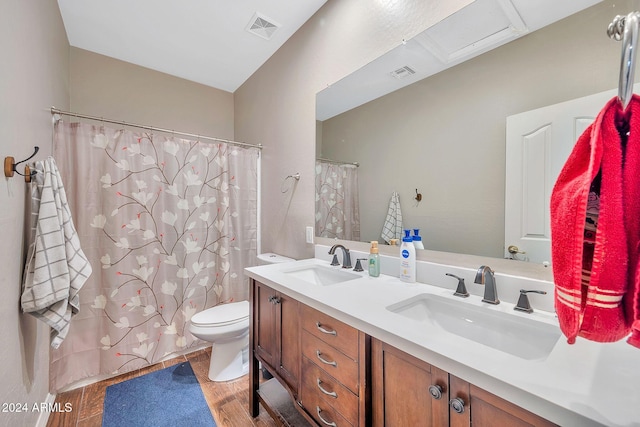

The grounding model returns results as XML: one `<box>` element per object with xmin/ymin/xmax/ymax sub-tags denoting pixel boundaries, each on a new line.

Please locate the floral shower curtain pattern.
<box><xmin>315</xmin><ymin>160</ymin><xmax>360</xmax><ymax>241</ymax></box>
<box><xmin>49</xmin><ymin>121</ymin><xmax>258</xmax><ymax>391</ymax></box>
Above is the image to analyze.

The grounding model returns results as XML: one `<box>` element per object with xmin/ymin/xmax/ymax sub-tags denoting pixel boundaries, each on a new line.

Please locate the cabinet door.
<box><xmin>254</xmin><ymin>281</ymin><xmax>277</xmax><ymax>369</ymax></box>
<box><xmin>276</xmin><ymin>292</ymin><xmax>300</xmax><ymax>393</ymax></box>
<box><xmin>449</xmin><ymin>375</ymin><xmax>471</xmax><ymax>427</ymax></box>
<box><xmin>372</xmin><ymin>339</ymin><xmax>448</xmax><ymax>427</ymax></box>
<box><xmin>468</xmin><ymin>384</ymin><xmax>557</xmax><ymax>427</ymax></box>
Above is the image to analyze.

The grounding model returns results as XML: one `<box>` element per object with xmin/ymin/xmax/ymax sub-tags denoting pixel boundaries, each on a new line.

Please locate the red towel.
<box><xmin>623</xmin><ymin>96</ymin><xmax>640</xmax><ymax>348</ymax></box>
<box><xmin>551</xmin><ymin>96</ymin><xmax>637</xmax><ymax>344</ymax></box>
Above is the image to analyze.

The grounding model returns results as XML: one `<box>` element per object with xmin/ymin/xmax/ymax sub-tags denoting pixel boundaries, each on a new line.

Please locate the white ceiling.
<box><xmin>57</xmin><ymin>0</ymin><xmax>328</xmax><ymax>93</ymax></box>
<box><xmin>317</xmin><ymin>0</ymin><xmax>602</xmax><ymax>120</ymax></box>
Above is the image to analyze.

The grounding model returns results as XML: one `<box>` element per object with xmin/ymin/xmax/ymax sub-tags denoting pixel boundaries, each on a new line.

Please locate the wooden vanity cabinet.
<box><xmin>372</xmin><ymin>339</ymin><xmax>556</xmax><ymax>427</ymax></box>
<box><xmin>252</xmin><ymin>280</ymin><xmax>300</xmax><ymax>394</ymax></box>
<box><xmin>250</xmin><ymin>279</ymin><xmax>369</xmax><ymax>426</ymax></box>
<box><xmin>250</xmin><ymin>280</ymin><xmax>556</xmax><ymax>427</ymax></box>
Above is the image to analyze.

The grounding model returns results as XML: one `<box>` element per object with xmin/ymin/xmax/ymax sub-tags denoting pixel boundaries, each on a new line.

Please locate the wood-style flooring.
<box><xmin>46</xmin><ymin>348</ymin><xmax>277</xmax><ymax>427</ymax></box>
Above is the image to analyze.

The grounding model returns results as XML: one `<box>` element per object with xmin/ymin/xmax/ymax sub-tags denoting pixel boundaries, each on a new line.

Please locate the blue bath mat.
<box><xmin>102</xmin><ymin>361</ymin><xmax>216</xmax><ymax>427</ymax></box>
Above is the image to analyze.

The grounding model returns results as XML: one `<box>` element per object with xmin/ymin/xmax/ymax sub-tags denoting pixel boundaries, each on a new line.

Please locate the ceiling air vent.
<box><xmin>390</xmin><ymin>65</ymin><xmax>416</xmax><ymax>80</ymax></box>
<box><xmin>246</xmin><ymin>13</ymin><xmax>280</xmax><ymax>40</ymax></box>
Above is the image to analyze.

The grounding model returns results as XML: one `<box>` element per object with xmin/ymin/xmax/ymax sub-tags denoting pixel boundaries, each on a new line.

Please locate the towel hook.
<box><xmin>4</xmin><ymin>146</ymin><xmax>39</xmax><ymax>182</ymax></box>
<box><xmin>608</xmin><ymin>12</ymin><xmax>640</xmax><ymax>111</ymax></box>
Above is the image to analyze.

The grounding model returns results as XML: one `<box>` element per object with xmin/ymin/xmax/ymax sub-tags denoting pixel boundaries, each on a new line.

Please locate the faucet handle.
<box><xmin>353</xmin><ymin>258</ymin><xmax>367</xmax><ymax>272</ymax></box>
<box><xmin>514</xmin><ymin>289</ymin><xmax>547</xmax><ymax>313</ymax></box>
<box><xmin>330</xmin><ymin>254</ymin><xmax>340</xmax><ymax>266</ymax></box>
<box><xmin>445</xmin><ymin>273</ymin><xmax>469</xmax><ymax>298</ymax></box>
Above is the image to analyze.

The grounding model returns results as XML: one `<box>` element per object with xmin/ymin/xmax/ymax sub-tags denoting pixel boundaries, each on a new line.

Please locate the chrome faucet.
<box><xmin>328</xmin><ymin>244</ymin><xmax>352</xmax><ymax>269</ymax></box>
<box><xmin>474</xmin><ymin>265</ymin><xmax>499</xmax><ymax>304</ymax></box>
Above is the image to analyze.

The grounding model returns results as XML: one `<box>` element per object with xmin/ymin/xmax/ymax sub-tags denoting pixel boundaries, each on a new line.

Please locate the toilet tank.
<box><xmin>257</xmin><ymin>253</ymin><xmax>294</xmax><ymax>265</ymax></box>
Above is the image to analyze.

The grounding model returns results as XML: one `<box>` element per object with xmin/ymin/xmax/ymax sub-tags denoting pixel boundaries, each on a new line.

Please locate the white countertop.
<box><xmin>245</xmin><ymin>256</ymin><xmax>640</xmax><ymax>427</ymax></box>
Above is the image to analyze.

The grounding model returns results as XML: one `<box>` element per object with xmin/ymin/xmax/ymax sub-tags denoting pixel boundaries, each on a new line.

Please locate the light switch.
<box><xmin>305</xmin><ymin>226</ymin><xmax>314</xmax><ymax>244</ymax></box>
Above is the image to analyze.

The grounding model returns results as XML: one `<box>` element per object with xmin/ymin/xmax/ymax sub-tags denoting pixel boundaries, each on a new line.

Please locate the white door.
<box><xmin>504</xmin><ymin>86</ymin><xmax>636</xmax><ymax>264</ymax></box>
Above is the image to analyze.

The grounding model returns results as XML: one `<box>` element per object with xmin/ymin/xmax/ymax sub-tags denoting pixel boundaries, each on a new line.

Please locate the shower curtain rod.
<box><xmin>50</xmin><ymin>107</ymin><xmax>262</xmax><ymax>150</ymax></box>
<box><xmin>317</xmin><ymin>157</ymin><xmax>359</xmax><ymax>167</ymax></box>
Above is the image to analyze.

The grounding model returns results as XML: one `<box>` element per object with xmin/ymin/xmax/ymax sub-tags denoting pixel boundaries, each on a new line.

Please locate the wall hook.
<box><xmin>4</xmin><ymin>146</ymin><xmax>39</xmax><ymax>182</ymax></box>
<box><xmin>415</xmin><ymin>189</ymin><xmax>422</xmax><ymax>202</ymax></box>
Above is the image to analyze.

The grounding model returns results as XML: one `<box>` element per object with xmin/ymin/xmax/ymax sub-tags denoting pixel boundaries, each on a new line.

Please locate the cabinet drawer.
<box><xmin>302</xmin><ymin>330</ymin><xmax>359</xmax><ymax>395</ymax></box>
<box><xmin>301</xmin><ymin>374</ymin><xmax>355</xmax><ymax>427</ymax></box>
<box><xmin>302</xmin><ymin>356</ymin><xmax>359</xmax><ymax>426</ymax></box>
<box><xmin>301</xmin><ymin>304</ymin><xmax>359</xmax><ymax>360</ymax></box>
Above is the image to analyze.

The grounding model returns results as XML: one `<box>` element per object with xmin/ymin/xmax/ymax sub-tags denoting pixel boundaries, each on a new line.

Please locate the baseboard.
<box><xmin>57</xmin><ymin>343</ymin><xmax>212</xmax><ymax>393</ymax></box>
<box><xmin>34</xmin><ymin>393</ymin><xmax>56</xmax><ymax>427</ymax></box>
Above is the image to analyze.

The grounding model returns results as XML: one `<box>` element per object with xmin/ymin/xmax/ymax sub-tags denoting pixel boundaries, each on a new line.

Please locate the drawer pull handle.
<box><xmin>316</xmin><ymin>406</ymin><xmax>337</xmax><ymax>427</ymax></box>
<box><xmin>317</xmin><ymin>379</ymin><xmax>338</xmax><ymax>398</ymax></box>
<box><xmin>316</xmin><ymin>322</ymin><xmax>337</xmax><ymax>336</ymax></box>
<box><xmin>449</xmin><ymin>397</ymin><xmax>466</xmax><ymax>414</ymax></box>
<box><xmin>316</xmin><ymin>350</ymin><xmax>337</xmax><ymax>367</ymax></box>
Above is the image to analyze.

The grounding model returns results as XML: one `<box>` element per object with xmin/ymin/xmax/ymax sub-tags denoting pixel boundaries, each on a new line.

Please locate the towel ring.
<box><xmin>4</xmin><ymin>146</ymin><xmax>39</xmax><ymax>183</ymax></box>
<box><xmin>608</xmin><ymin>12</ymin><xmax>640</xmax><ymax>111</ymax></box>
<box><xmin>281</xmin><ymin>173</ymin><xmax>300</xmax><ymax>193</ymax></box>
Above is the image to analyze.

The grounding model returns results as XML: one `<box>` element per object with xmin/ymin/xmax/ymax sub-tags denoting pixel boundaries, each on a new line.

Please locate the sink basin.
<box><xmin>387</xmin><ymin>294</ymin><xmax>560</xmax><ymax>360</ymax></box>
<box><xmin>283</xmin><ymin>265</ymin><xmax>361</xmax><ymax>286</ymax></box>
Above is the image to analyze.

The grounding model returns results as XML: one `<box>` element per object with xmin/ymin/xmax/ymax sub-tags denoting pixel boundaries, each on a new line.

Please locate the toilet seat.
<box><xmin>190</xmin><ymin>300</ymin><xmax>249</xmax><ymax>327</ymax></box>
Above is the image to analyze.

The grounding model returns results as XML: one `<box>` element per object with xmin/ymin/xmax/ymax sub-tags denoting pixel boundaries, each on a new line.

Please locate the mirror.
<box><xmin>315</xmin><ymin>0</ymin><xmax>620</xmax><ymax>260</ymax></box>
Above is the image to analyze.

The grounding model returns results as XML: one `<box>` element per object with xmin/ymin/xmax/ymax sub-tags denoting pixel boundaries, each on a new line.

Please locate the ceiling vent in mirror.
<box><xmin>246</xmin><ymin>13</ymin><xmax>280</xmax><ymax>40</ymax></box>
<box><xmin>390</xmin><ymin>66</ymin><xmax>416</xmax><ymax>80</ymax></box>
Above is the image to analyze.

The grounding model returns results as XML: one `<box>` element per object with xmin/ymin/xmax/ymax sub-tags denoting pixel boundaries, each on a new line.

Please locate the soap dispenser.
<box><xmin>412</xmin><ymin>229</ymin><xmax>424</xmax><ymax>250</ymax></box>
<box><xmin>369</xmin><ymin>241</ymin><xmax>380</xmax><ymax>277</ymax></box>
<box><xmin>399</xmin><ymin>230</ymin><xmax>416</xmax><ymax>283</ymax></box>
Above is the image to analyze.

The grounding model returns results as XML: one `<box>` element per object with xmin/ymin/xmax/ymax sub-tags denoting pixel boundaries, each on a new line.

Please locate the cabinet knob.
<box><xmin>268</xmin><ymin>295</ymin><xmax>280</xmax><ymax>304</ymax></box>
<box><xmin>428</xmin><ymin>384</ymin><xmax>443</xmax><ymax>400</ymax></box>
<box><xmin>449</xmin><ymin>397</ymin><xmax>466</xmax><ymax>414</ymax></box>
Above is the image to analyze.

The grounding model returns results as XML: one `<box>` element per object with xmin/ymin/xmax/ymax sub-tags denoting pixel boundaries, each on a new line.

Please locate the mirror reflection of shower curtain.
<box><xmin>315</xmin><ymin>160</ymin><xmax>360</xmax><ymax>241</ymax></box>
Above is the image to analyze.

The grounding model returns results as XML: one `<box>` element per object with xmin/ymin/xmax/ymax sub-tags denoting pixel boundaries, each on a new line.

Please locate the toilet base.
<box><xmin>207</xmin><ymin>334</ymin><xmax>249</xmax><ymax>382</ymax></box>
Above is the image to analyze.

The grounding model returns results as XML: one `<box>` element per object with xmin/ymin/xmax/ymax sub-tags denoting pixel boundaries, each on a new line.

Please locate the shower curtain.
<box><xmin>49</xmin><ymin>121</ymin><xmax>258</xmax><ymax>391</ymax></box>
<box><xmin>315</xmin><ymin>160</ymin><xmax>360</xmax><ymax>241</ymax></box>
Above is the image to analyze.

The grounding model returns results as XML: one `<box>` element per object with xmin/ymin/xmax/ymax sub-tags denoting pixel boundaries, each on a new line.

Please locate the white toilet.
<box><xmin>188</xmin><ymin>252</ymin><xmax>294</xmax><ymax>382</ymax></box>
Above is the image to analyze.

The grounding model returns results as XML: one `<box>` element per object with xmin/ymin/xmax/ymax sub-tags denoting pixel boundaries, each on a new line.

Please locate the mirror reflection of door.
<box><xmin>504</xmin><ymin>86</ymin><xmax>639</xmax><ymax>264</ymax></box>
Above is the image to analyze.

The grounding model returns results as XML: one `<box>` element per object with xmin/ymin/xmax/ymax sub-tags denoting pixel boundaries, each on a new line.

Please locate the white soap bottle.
<box><xmin>399</xmin><ymin>230</ymin><xmax>416</xmax><ymax>283</ymax></box>
<box><xmin>412</xmin><ymin>229</ymin><xmax>424</xmax><ymax>250</ymax></box>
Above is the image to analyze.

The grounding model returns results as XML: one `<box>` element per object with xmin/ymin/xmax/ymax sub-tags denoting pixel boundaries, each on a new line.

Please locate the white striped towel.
<box><xmin>381</xmin><ymin>191</ymin><xmax>403</xmax><ymax>244</ymax></box>
<box><xmin>21</xmin><ymin>157</ymin><xmax>92</xmax><ymax>349</ymax></box>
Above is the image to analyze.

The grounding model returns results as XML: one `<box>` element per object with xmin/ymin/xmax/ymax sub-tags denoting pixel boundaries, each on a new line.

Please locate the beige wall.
<box><xmin>0</xmin><ymin>1</ymin><xmax>69</xmax><ymax>426</ymax></box>
<box><xmin>237</xmin><ymin>0</ymin><xmax>640</xmax><ymax>260</ymax></box>
<box><xmin>70</xmin><ymin>48</ymin><xmax>234</xmax><ymax>139</ymax></box>
<box><xmin>319</xmin><ymin>0</ymin><xmax>630</xmax><ymax>258</ymax></box>
<box><xmin>235</xmin><ymin>0</ymin><xmax>475</xmax><ymax>260</ymax></box>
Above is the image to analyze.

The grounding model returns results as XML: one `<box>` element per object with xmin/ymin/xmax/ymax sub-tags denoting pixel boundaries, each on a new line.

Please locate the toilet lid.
<box><xmin>190</xmin><ymin>300</ymin><xmax>249</xmax><ymax>327</ymax></box>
